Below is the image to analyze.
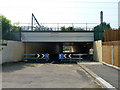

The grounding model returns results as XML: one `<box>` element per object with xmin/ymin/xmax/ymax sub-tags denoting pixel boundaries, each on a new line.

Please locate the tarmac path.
<box><xmin>2</xmin><ymin>63</ymin><xmax>102</xmax><ymax>88</ymax></box>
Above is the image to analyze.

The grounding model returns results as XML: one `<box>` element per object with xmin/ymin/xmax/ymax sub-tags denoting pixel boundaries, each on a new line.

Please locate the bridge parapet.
<box><xmin>21</xmin><ymin>31</ymin><xmax>94</xmax><ymax>42</ymax></box>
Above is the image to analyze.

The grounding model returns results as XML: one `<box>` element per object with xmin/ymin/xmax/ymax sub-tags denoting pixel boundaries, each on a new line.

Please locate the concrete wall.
<box><xmin>68</xmin><ymin>43</ymin><xmax>93</xmax><ymax>53</ymax></box>
<box><xmin>0</xmin><ymin>41</ymin><xmax>24</xmax><ymax>64</ymax></box>
<box><xmin>71</xmin><ymin>46</ymin><xmax>86</xmax><ymax>53</ymax></box>
<box><xmin>24</xmin><ymin>42</ymin><xmax>63</xmax><ymax>54</ymax></box>
<box><xmin>93</xmin><ymin>40</ymin><xmax>102</xmax><ymax>62</ymax></box>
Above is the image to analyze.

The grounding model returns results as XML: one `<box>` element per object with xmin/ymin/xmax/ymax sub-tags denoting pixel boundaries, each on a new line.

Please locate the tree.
<box><xmin>11</xmin><ymin>22</ymin><xmax>20</xmax><ymax>32</ymax></box>
<box><xmin>61</xmin><ymin>26</ymin><xmax>85</xmax><ymax>31</ymax></box>
<box><xmin>0</xmin><ymin>15</ymin><xmax>11</xmax><ymax>40</ymax></box>
<box><xmin>66</xmin><ymin>27</ymin><xmax>74</xmax><ymax>31</ymax></box>
<box><xmin>118</xmin><ymin>26</ymin><xmax>120</xmax><ymax>30</ymax></box>
<box><xmin>61</xmin><ymin>26</ymin><xmax>66</xmax><ymax>31</ymax></box>
<box><xmin>75</xmin><ymin>27</ymin><xmax>84</xmax><ymax>31</ymax></box>
<box><xmin>94</xmin><ymin>22</ymin><xmax>112</xmax><ymax>41</ymax></box>
<box><xmin>94</xmin><ymin>22</ymin><xmax>111</xmax><ymax>31</ymax></box>
<box><xmin>61</xmin><ymin>26</ymin><xmax>74</xmax><ymax>31</ymax></box>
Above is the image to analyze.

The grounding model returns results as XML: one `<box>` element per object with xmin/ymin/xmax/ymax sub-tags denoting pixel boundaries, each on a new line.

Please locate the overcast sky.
<box><xmin>0</xmin><ymin>0</ymin><xmax>119</xmax><ymax>28</ymax></box>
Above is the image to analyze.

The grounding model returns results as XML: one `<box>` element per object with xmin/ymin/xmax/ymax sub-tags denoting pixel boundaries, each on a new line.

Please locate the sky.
<box><xmin>0</xmin><ymin>0</ymin><xmax>119</xmax><ymax>28</ymax></box>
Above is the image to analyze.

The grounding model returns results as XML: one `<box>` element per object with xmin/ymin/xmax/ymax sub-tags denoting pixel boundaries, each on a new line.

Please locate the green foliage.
<box><xmin>0</xmin><ymin>15</ymin><xmax>21</xmax><ymax>40</ymax></box>
<box><xmin>11</xmin><ymin>22</ymin><xmax>20</xmax><ymax>32</ymax></box>
<box><xmin>61</xmin><ymin>26</ymin><xmax>85</xmax><ymax>31</ymax></box>
<box><xmin>0</xmin><ymin>15</ymin><xmax>11</xmax><ymax>40</ymax></box>
<box><xmin>94</xmin><ymin>22</ymin><xmax>111</xmax><ymax>31</ymax></box>
<box><xmin>61</xmin><ymin>26</ymin><xmax>66</xmax><ymax>31</ymax></box>
<box><xmin>94</xmin><ymin>22</ymin><xmax>112</xmax><ymax>41</ymax></box>
<box><xmin>11</xmin><ymin>26</ymin><xmax>19</xmax><ymax>31</ymax></box>
<box><xmin>11</xmin><ymin>25</ymin><xmax>20</xmax><ymax>32</ymax></box>
<box><xmin>13</xmin><ymin>22</ymin><xmax>20</xmax><ymax>26</ymax></box>
<box><xmin>75</xmin><ymin>27</ymin><xmax>84</xmax><ymax>31</ymax></box>
<box><xmin>118</xmin><ymin>26</ymin><xmax>120</xmax><ymax>30</ymax></box>
<box><xmin>66</xmin><ymin>27</ymin><xmax>74</xmax><ymax>31</ymax></box>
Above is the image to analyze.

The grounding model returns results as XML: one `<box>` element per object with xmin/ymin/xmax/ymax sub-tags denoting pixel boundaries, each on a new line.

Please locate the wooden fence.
<box><xmin>104</xmin><ymin>30</ymin><xmax>120</xmax><ymax>41</ymax></box>
<box><xmin>102</xmin><ymin>41</ymin><xmax>120</xmax><ymax>68</ymax></box>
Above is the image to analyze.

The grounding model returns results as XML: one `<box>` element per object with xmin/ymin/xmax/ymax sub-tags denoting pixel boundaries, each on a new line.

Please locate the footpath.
<box><xmin>78</xmin><ymin>62</ymin><xmax>119</xmax><ymax>90</ymax></box>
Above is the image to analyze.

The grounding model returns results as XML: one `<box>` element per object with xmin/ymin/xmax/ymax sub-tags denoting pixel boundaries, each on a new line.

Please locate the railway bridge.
<box><xmin>21</xmin><ymin>30</ymin><xmax>94</xmax><ymax>55</ymax></box>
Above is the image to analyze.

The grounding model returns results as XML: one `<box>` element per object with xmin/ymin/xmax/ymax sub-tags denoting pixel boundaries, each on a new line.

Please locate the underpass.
<box><xmin>22</xmin><ymin>31</ymin><xmax>94</xmax><ymax>62</ymax></box>
<box><xmin>1</xmin><ymin>13</ymin><xmax>106</xmax><ymax>89</ymax></box>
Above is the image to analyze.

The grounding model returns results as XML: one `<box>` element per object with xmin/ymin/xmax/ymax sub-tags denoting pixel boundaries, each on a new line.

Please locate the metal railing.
<box><xmin>19</xmin><ymin>23</ymin><xmax>98</xmax><ymax>31</ymax></box>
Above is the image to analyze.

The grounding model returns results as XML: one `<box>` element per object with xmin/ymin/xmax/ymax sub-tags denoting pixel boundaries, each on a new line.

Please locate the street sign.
<box><xmin>37</xmin><ymin>54</ymin><xmax>40</xmax><ymax>58</ymax></box>
<box><xmin>45</xmin><ymin>54</ymin><xmax>49</xmax><ymax>59</ymax></box>
<box><xmin>64</xmin><ymin>54</ymin><xmax>67</xmax><ymax>58</ymax></box>
<box><xmin>42</xmin><ymin>54</ymin><xmax>45</xmax><ymax>58</ymax></box>
<box><xmin>59</xmin><ymin>54</ymin><xmax>63</xmax><ymax>59</ymax></box>
<box><xmin>69</xmin><ymin>54</ymin><xmax>72</xmax><ymax>58</ymax></box>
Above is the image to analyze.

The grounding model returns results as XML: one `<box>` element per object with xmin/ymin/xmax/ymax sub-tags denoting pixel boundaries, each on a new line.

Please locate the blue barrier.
<box><xmin>45</xmin><ymin>54</ymin><xmax>49</xmax><ymax>59</ymax></box>
<box><xmin>59</xmin><ymin>54</ymin><xmax>64</xmax><ymax>59</ymax></box>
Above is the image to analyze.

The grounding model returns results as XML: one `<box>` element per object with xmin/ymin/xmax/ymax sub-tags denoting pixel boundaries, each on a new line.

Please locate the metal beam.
<box><xmin>31</xmin><ymin>13</ymin><xmax>41</xmax><ymax>30</ymax></box>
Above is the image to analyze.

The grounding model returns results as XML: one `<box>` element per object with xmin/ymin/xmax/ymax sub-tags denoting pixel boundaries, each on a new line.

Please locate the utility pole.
<box><xmin>31</xmin><ymin>13</ymin><xmax>41</xmax><ymax>31</ymax></box>
<box><xmin>31</xmin><ymin>13</ymin><xmax>33</xmax><ymax>31</ymax></box>
<box><xmin>100</xmin><ymin>11</ymin><xmax>103</xmax><ymax>24</ymax></box>
<box><xmin>100</xmin><ymin>11</ymin><xmax>104</xmax><ymax>41</ymax></box>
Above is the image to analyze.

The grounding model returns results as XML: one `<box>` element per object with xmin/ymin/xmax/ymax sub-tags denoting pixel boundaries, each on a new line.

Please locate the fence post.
<box><xmin>19</xmin><ymin>27</ymin><xmax>21</xmax><ymax>41</ymax></box>
<box><xmin>57</xmin><ymin>23</ymin><xmax>59</xmax><ymax>31</ymax></box>
<box><xmin>112</xmin><ymin>45</ymin><xmax>114</xmax><ymax>65</ymax></box>
<box><xmin>101</xmin><ymin>42</ymin><xmax>103</xmax><ymax>63</ymax></box>
<box><xmin>86</xmin><ymin>23</ymin><xmax>87</xmax><ymax>31</ymax></box>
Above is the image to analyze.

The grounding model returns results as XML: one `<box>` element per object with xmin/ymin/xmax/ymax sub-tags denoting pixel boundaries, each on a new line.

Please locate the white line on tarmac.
<box><xmin>78</xmin><ymin>64</ymin><xmax>117</xmax><ymax>90</ymax></box>
<box><xmin>96</xmin><ymin>77</ymin><xmax>116</xmax><ymax>89</ymax></box>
